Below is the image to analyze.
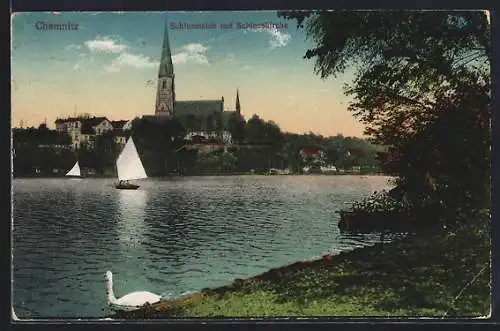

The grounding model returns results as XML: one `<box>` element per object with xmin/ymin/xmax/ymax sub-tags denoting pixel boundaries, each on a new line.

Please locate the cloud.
<box><xmin>267</xmin><ymin>28</ymin><xmax>291</xmax><ymax>49</ymax></box>
<box><xmin>105</xmin><ymin>52</ymin><xmax>159</xmax><ymax>73</ymax></box>
<box><xmin>72</xmin><ymin>52</ymin><xmax>95</xmax><ymax>71</ymax></box>
<box><xmin>254</xmin><ymin>27</ymin><xmax>291</xmax><ymax>49</ymax></box>
<box><xmin>241</xmin><ymin>64</ymin><xmax>252</xmax><ymax>71</ymax></box>
<box><xmin>172</xmin><ymin>43</ymin><xmax>209</xmax><ymax>65</ymax></box>
<box><xmin>66</xmin><ymin>44</ymin><xmax>81</xmax><ymax>51</ymax></box>
<box><xmin>84</xmin><ymin>36</ymin><xmax>128</xmax><ymax>53</ymax></box>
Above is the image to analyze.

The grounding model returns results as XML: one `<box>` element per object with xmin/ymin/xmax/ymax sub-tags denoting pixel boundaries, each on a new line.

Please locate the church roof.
<box><xmin>174</xmin><ymin>100</ymin><xmax>223</xmax><ymax>117</ymax></box>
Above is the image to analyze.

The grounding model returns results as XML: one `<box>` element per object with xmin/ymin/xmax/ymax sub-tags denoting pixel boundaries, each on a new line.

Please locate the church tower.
<box><xmin>155</xmin><ymin>21</ymin><xmax>175</xmax><ymax>116</ymax></box>
<box><xmin>235</xmin><ymin>89</ymin><xmax>241</xmax><ymax>115</ymax></box>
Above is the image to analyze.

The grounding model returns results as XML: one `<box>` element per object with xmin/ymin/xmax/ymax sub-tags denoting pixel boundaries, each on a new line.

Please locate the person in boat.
<box><xmin>118</xmin><ymin>180</ymin><xmax>132</xmax><ymax>187</ymax></box>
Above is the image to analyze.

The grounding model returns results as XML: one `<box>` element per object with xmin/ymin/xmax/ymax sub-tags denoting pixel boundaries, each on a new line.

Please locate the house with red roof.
<box><xmin>299</xmin><ymin>147</ymin><xmax>326</xmax><ymax>163</ymax></box>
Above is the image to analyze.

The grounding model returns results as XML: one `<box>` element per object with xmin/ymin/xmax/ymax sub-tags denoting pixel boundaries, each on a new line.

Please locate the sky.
<box><xmin>11</xmin><ymin>11</ymin><xmax>366</xmax><ymax>137</ymax></box>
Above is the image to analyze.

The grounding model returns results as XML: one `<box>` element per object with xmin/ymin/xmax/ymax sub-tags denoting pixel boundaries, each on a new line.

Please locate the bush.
<box><xmin>350</xmin><ymin>190</ymin><xmax>410</xmax><ymax>214</ymax></box>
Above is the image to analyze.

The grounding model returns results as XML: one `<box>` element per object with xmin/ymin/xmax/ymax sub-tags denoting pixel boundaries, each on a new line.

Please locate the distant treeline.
<box><xmin>12</xmin><ymin>115</ymin><xmax>384</xmax><ymax>177</ymax></box>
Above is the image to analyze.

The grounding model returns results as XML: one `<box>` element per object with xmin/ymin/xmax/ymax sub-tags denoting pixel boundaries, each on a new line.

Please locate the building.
<box><xmin>110</xmin><ymin>120</ymin><xmax>132</xmax><ymax>131</ymax></box>
<box><xmin>299</xmin><ymin>147</ymin><xmax>326</xmax><ymax>164</ymax></box>
<box><xmin>55</xmin><ymin>115</ymin><xmax>130</xmax><ymax>150</ymax></box>
<box><xmin>142</xmin><ymin>21</ymin><xmax>242</xmax><ymax>145</ymax></box>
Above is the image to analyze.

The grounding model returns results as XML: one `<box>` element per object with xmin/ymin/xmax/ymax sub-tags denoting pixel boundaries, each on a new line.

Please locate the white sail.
<box><xmin>116</xmin><ymin>137</ymin><xmax>147</xmax><ymax>181</ymax></box>
<box><xmin>66</xmin><ymin>161</ymin><xmax>81</xmax><ymax>177</ymax></box>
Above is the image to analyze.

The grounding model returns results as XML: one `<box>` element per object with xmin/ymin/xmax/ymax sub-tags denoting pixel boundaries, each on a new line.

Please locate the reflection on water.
<box><xmin>116</xmin><ymin>189</ymin><xmax>148</xmax><ymax>250</ymax></box>
<box><xmin>13</xmin><ymin>175</ymin><xmax>396</xmax><ymax>318</ymax></box>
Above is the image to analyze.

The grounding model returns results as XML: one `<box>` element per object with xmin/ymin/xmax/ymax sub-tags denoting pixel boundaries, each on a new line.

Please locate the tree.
<box><xmin>131</xmin><ymin>117</ymin><xmax>186</xmax><ymax>176</ymax></box>
<box><xmin>228</xmin><ymin>112</ymin><xmax>246</xmax><ymax>144</ymax></box>
<box><xmin>12</xmin><ymin>126</ymin><xmax>74</xmax><ymax>176</ymax></box>
<box><xmin>243</xmin><ymin>115</ymin><xmax>286</xmax><ymax>170</ymax></box>
<box><xmin>184</xmin><ymin>114</ymin><xmax>197</xmax><ymax>131</ymax></box>
<box><xmin>278</xmin><ymin>10</ymin><xmax>489</xmax><ymax>143</ymax></box>
<box><xmin>221</xmin><ymin>151</ymin><xmax>238</xmax><ymax>172</ymax></box>
<box><xmin>244</xmin><ymin>115</ymin><xmax>284</xmax><ymax>147</ymax></box>
<box><xmin>213</xmin><ymin>112</ymin><xmax>223</xmax><ymax>132</ymax></box>
<box><xmin>244</xmin><ymin>115</ymin><xmax>266</xmax><ymax>145</ymax></box>
<box><xmin>265</xmin><ymin>120</ymin><xmax>285</xmax><ymax>152</ymax></box>
<box><xmin>205</xmin><ymin>115</ymin><xmax>214</xmax><ymax>131</ymax></box>
<box><xmin>78</xmin><ymin>142</ymin><xmax>98</xmax><ymax>170</ymax></box>
<box><xmin>279</xmin><ymin>10</ymin><xmax>491</xmax><ymax>217</ymax></box>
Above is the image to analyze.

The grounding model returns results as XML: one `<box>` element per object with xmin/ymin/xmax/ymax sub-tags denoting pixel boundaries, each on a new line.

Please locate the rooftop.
<box><xmin>300</xmin><ymin>147</ymin><xmax>325</xmax><ymax>156</ymax></box>
<box><xmin>110</xmin><ymin>120</ymin><xmax>129</xmax><ymax>128</ymax></box>
<box><xmin>174</xmin><ymin>100</ymin><xmax>224</xmax><ymax>117</ymax></box>
<box><xmin>80</xmin><ymin>117</ymin><xmax>107</xmax><ymax>134</ymax></box>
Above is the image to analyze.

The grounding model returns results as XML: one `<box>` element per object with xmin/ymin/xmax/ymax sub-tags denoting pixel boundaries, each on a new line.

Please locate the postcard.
<box><xmin>11</xmin><ymin>10</ymin><xmax>491</xmax><ymax>320</ymax></box>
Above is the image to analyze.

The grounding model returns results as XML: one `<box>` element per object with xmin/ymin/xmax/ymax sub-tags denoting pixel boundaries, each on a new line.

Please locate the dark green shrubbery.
<box><xmin>350</xmin><ymin>190</ymin><xmax>410</xmax><ymax>214</ymax></box>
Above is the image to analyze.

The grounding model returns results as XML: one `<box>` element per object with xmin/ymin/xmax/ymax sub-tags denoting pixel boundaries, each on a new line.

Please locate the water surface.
<box><xmin>12</xmin><ymin>175</ymin><xmax>395</xmax><ymax>318</ymax></box>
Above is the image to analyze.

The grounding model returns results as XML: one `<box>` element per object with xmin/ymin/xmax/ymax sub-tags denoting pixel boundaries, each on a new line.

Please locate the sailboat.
<box><xmin>66</xmin><ymin>161</ymin><xmax>83</xmax><ymax>178</ymax></box>
<box><xmin>115</xmin><ymin>137</ymin><xmax>147</xmax><ymax>190</ymax></box>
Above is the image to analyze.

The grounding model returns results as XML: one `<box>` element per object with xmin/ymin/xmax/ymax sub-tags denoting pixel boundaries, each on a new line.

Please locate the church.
<box><xmin>142</xmin><ymin>21</ymin><xmax>242</xmax><ymax>145</ymax></box>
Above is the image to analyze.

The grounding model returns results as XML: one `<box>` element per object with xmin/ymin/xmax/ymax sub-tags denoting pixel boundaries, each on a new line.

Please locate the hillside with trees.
<box><xmin>12</xmin><ymin>115</ymin><xmax>384</xmax><ymax>177</ymax></box>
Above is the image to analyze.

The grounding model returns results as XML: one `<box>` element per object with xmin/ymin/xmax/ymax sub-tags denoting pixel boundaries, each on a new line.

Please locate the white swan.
<box><xmin>105</xmin><ymin>270</ymin><xmax>161</xmax><ymax>310</ymax></box>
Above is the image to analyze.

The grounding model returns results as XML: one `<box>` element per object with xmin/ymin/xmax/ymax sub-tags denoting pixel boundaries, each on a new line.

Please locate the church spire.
<box><xmin>158</xmin><ymin>20</ymin><xmax>174</xmax><ymax>78</ymax></box>
<box><xmin>235</xmin><ymin>89</ymin><xmax>241</xmax><ymax>115</ymax></box>
<box><xmin>155</xmin><ymin>19</ymin><xmax>175</xmax><ymax>116</ymax></box>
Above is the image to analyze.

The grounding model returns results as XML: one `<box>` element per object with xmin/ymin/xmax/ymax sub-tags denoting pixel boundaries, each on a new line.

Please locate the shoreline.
<box><xmin>12</xmin><ymin>172</ymin><xmax>388</xmax><ymax>179</ymax></box>
<box><xmin>112</xmin><ymin>215</ymin><xmax>490</xmax><ymax>318</ymax></box>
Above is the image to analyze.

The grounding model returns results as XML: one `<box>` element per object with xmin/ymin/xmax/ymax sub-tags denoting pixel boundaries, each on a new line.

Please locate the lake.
<box><xmin>12</xmin><ymin>175</ymin><xmax>396</xmax><ymax>319</ymax></box>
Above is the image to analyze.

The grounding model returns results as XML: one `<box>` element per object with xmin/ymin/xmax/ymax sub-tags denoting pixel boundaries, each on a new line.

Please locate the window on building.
<box><xmin>162</xmin><ymin>80</ymin><xmax>166</xmax><ymax>89</ymax></box>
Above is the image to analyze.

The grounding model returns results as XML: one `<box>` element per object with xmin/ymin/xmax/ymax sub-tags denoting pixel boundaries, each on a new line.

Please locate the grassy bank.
<box><xmin>113</xmin><ymin>210</ymin><xmax>490</xmax><ymax>319</ymax></box>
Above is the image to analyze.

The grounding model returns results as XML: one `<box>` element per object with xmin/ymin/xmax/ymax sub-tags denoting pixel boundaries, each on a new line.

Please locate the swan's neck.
<box><xmin>106</xmin><ymin>277</ymin><xmax>117</xmax><ymax>304</ymax></box>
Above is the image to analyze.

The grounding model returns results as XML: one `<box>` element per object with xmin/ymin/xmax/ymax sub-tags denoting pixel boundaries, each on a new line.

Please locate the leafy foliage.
<box><xmin>350</xmin><ymin>190</ymin><xmax>409</xmax><ymax>214</ymax></box>
<box><xmin>192</xmin><ymin>151</ymin><xmax>238</xmax><ymax>174</ymax></box>
<box><xmin>12</xmin><ymin>126</ymin><xmax>74</xmax><ymax>176</ymax></box>
<box><xmin>279</xmin><ymin>10</ymin><xmax>491</xmax><ymax>221</ymax></box>
<box><xmin>228</xmin><ymin>112</ymin><xmax>246</xmax><ymax>144</ymax></box>
<box><xmin>130</xmin><ymin>117</ymin><xmax>186</xmax><ymax>176</ymax></box>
